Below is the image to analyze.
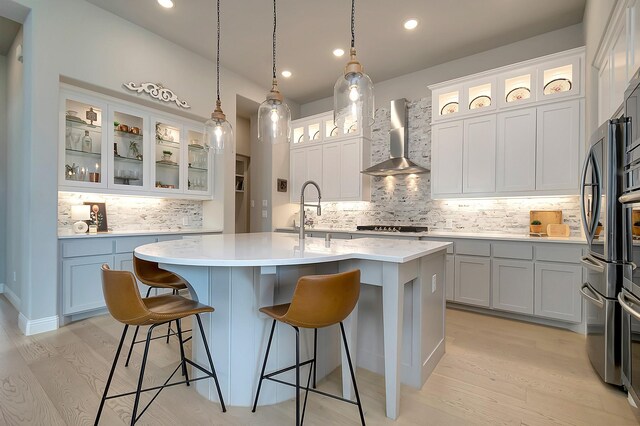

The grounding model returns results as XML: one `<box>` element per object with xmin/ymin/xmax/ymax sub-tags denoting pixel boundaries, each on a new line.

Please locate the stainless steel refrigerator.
<box><xmin>580</xmin><ymin>117</ymin><xmax>629</xmax><ymax>386</ymax></box>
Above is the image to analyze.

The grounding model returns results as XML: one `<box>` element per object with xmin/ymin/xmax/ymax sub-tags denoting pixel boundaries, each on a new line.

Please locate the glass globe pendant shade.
<box><xmin>204</xmin><ymin>100</ymin><xmax>233</xmax><ymax>152</ymax></box>
<box><xmin>258</xmin><ymin>80</ymin><xmax>291</xmax><ymax>144</ymax></box>
<box><xmin>334</xmin><ymin>47</ymin><xmax>374</xmax><ymax>133</ymax></box>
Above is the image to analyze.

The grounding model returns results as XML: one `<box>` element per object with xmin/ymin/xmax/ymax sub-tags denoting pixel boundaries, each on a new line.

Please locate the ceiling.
<box><xmin>85</xmin><ymin>0</ymin><xmax>586</xmax><ymax>105</ymax></box>
<box><xmin>0</xmin><ymin>15</ymin><xmax>20</xmax><ymax>56</ymax></box>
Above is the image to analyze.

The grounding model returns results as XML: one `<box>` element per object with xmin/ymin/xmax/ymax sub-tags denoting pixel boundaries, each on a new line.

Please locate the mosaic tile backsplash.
<box><xmin>304</xmin><ymin>98</ymin><xmax>582</xmax><ymax>235</ymax></box>
<box><xmin>58</xmin><ymin>192</ymin><xmax>203</xmax><ymax>233</ymax></box>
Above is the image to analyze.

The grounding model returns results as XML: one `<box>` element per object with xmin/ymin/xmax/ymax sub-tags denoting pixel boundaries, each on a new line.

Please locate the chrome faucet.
<box><xmin>299</xmin><ymin>180</ymin><xmax>322</xmax><ymax>240</ymax></box>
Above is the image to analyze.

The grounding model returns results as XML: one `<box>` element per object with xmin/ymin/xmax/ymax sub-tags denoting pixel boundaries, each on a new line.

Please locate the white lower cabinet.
<box><xmin>534</xmin><ymin>261</ymin><xmax>582</xmax><ymax>323</ymax></box>
<box><xmin>491</xmin><ymin>258</ymin><xmax>534</xmax><ymax>314</ymax></box>
<box><xmin>445</xmin><ymin>254</ymin><xmax>455</xmax><ymax>301</ymax></box>
<box><xmin>454</xmin><ymin>255</ymin><xmax>491</xmax><ymax>307</ymax></box>
<box><xmin>62</xmin><ymin>254</ymin><xmax>114</xmax><ymax>315</ymax></box>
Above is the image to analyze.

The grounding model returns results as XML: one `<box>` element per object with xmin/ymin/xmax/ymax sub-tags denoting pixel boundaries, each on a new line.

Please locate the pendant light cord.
<box><xmin>272</xmin><ymin>0</ymin><xmax>277</xmax><ymax>80</ymax></box>
<box><xmin>216</xmin><ymin>0</ymin><xmax>221</xmax><ymax>103</ymax></box>
<box><xmin>351</xmin><ymin>0</ymin><xmax>355</xmax><ymax>49</ymax></box>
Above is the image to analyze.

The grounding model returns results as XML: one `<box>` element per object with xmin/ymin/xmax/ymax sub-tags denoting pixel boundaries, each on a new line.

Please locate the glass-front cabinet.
<box><xmin>61</xmin><ymin>93</ymin><xmax>108</xmax><ymax>189</ymax></box>
<box><xmin>59</xmin><ymin>87</ymin><xmax>213</xmax><ymax>199</ymax></box>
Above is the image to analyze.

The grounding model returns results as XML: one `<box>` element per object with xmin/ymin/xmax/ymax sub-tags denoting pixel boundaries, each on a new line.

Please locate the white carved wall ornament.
<box><xmin>123</xmin><ymin>82</ymin><xmax>191</xmax><ymax>109</ymax></box>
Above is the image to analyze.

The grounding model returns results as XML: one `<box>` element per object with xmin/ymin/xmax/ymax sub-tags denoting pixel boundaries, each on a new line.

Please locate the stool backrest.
<box><xmin>101</xmin><ymin>264</ymin><xmax>149</xmax><ymax>325</ymax></box>
<box><xmin>133</xmin><ymin>256</ymin><xmax>163</xmax><ymax>286</ymax></box>
<box><xmin>284</xmin><ymin>269</ymin><xmax>361</xmax><ymax>328</ymax></box>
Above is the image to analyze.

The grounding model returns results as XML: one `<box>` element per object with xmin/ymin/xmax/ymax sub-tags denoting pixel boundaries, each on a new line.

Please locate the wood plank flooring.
<box><xmin>0</xmin><ymin>294</ymin><xmax>637</xmax><ymax>425</ymax></box>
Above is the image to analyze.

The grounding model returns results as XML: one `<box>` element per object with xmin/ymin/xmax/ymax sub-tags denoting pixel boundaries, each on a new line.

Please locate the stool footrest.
<box><xmin>263</xmin><ymin>358</ymin><xmax>315</xmax><ymax>380</ymax></box>
<box><xmin>265</xmin><ymin>376</ymin><xmax>359</xmax><ymax>406</ymax></box>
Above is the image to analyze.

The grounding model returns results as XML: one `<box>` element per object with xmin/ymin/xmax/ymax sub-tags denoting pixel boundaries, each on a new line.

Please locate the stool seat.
<box><xmin>134</xmin><ymin>295</ymin><xmax>214</xmax><ymax>326</ymax></box>
<box><xmin>258</xmin><ymin>303</ymin><xmax>289</xmax><ymax>320</ymax></box>
<box><xmin>134</xmin><ymin>258</ymin><xmax>188</xmax><ymax>290</ymax></box>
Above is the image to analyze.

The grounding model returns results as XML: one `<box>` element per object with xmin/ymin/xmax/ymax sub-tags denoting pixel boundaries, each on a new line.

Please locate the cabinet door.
<box><xmin>109</xmin><ymin>105</ymin><xmax>148</xmax><ymax>191</ymax></box>
<box><xmin>290</xmin><ymin>148</ymin><xmax>307</xmax><ymax>203</ymax></box>
<box><xmin>536</xmin><ymin>100</ymin><xmax>580</xmax><ymax>192</ymax></box>
<box><xmin>496</xmin><ymin>108</ymin><xmax>536</xmax><ymax>192</ymax></box>
<box><xmin>454</xmin><ymin>255</ymin><xmax>491</xmax><ymax>307</ymax></box>
<box><xmin>599</xmin><ymin>57</ymin><xmax>612</xmax><ymax>125</ymax></box>
<box><xmin>152</xmin><ymin>117</ymin><xmax>184</xmax><ymax>194</ymax></box>
<box><xmin>492</xmin><ymin>259</ymin><xmax>534</xmax><ymax>314</ymax></box>
<box><xmin>62</xmin><ymin>255</ymin><xmax>113</xmax><ymax>315</ymax></box>
<box><xmin>445</xmin><ymin>254</ymin><xmax>455</xmax><ymax>301</ymax></box>
<box><xmin>186</xmin><ymin>127</ymin><xmax>211</xmax><ymax>195</ymax></box>
<box><xmin>432</xmin><ymin>122</ymin><xmax>463</xmax><ymax>196</ymax></box>
<box><xmin>463</xmin><ymin>115</ymin><xmax>496</xmax><ymax>193</ymax></box>
<box><xmin>322</xmin><ymin>142</ymin><xmax>341</xmax><ymax>200</ymax></box>
<box><xmin>307</xmin><ymin>145</ymin><xmax>323</xmax><ymax>202</ymax></box>
<box><xmin>340</xmin><ymin>138</ymin><xmax>361</xmax><ymax>199</ymax></box>
<box><xmin>611</xmin><ymin>20</ymin><xmax>628</xmax><ymax>112</ymax></box>
<box><xmin>534</xmin><ymin>262</ymin><xmax>582</xmax><ymax>323</ymax></box>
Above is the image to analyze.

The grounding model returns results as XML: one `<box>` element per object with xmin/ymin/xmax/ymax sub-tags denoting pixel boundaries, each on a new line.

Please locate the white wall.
<box><xmin>7</xmin><ymin>0</ymin><xmax>297</xmax><ymax>332</ymax></box>
<box><xmin>236</xmin><ymin>116</ymin><xmax>251</xmax><ymax>157</ymax></box>
<box><xmin>5</xmin><ymin>26</ymin><xmax>23</xmax><ymax>308</ymax></box>
<box><xmin>0</xmin><ymin>55</ymin><xmax>7</xmax><ymax>293</ymax></box>
<box><xmin>583</xmin><ymin>0</ymin><xmax>617</xmax><ymax>136</ymax></box>
<box><xmin>301</xmin><ymin>23</ymin><xmax>584</xmax><ymax>116</ymax></box>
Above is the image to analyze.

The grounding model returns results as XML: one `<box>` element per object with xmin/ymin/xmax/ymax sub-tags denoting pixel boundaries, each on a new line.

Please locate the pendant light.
<box><xmin>334</xmin><ymin>0</ymin><xmax>374</xmax><ymax>131</ymax></box>
<box><xmin>204</xmin><ymin>0</ymin><xmax>233</xmax><ymax>152</ymax></box>
<box><xmin>258</xmin><ymin>0</ymin><xmax>291</xmax><ymax>144</ymax></box>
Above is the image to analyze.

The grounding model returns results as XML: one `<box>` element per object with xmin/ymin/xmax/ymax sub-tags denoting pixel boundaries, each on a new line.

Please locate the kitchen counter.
<box><xmin>275</xmin><ymin>227</ymin><xmax>586</xmax><ymax>244</ymax></box>
<box><xmin>57</xmin><ymin>228</ymin><xmax>222</xmax><ymax>239</ymax></box>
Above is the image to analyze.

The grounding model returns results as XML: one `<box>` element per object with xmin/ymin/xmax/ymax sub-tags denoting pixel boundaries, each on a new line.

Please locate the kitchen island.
<box><xmin>134</xmin><ymin>232</ymin><xmax>451</xmax><ymax>420</ymax></box>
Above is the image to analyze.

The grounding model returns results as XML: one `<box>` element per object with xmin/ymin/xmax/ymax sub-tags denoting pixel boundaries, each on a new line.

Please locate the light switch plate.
<box><xmin>251</xmin><ymin>200</ymin><xmax>255</xmax><ymax>208</ymax></box>
<box><xmin>445</xmin><ymin>219</ymin><xmax>453</xmax><ymax>229</ymax></box>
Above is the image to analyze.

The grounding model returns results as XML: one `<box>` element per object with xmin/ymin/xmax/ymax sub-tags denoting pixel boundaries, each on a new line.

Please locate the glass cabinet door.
<box><xmin>186</xmin><ymin>128</ymin><xmax>210</xmax><ymax>193</ymax></box>
<box><xmin>110</xmin><ymin>107</ymin><xmax>146</xmax><ymax>189</ymax></box>
<box><xmin>62</xmin><ymin>95</ymin><xmax>106</xmax><ymax>188</ymax></box>
<box><xmin>153</xmin><ymin>118</ymin><xmax>182</xmax><ymax>192</ymax></box>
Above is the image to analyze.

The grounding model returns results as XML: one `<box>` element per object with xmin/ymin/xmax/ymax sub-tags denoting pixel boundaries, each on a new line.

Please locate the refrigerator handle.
<box><xmin>619</xmin><ymin>289</ymin><xmax>640</xmax><ymax>321</ymax></box>
<box><xmin>580</xmin><ymin>151</ymin><xmax>600</xmax><ymax>241</ymax></box>
<box><xmin>580</xmin><ymin>255</ymin><xmax>605</xmax><ymax>273</ymax></box>
<box><xmin>580</xmin><ymin>283</ymin><xmax>605</xmax><ymax>309</ymax></box>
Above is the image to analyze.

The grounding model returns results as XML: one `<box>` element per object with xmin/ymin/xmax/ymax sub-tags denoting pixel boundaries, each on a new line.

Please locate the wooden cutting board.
<box><xmin>547</xmin><ymin>223</ymin><xmax>570</xmax><ymax>237</ymax></box>
<box><xmin>530</xmin><ymin>210</ymin><xmax>562</xmax><ymax>235</ymax></box>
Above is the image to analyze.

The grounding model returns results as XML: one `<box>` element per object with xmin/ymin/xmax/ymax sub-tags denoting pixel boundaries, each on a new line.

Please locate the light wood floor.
<box><xmin>0</xmin><ymin>295</ymin><xmax>637</xmax><ymax>425</ymax></box>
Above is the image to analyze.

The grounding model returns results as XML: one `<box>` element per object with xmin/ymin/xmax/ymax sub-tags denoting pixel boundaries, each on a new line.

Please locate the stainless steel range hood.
<box><xmin>361</xmin><ymin>98</ymin><xmax>429</xmax><ymax>176</ymax></box>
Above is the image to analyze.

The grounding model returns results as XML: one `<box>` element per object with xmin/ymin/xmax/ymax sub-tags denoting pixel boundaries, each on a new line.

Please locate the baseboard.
<box><xmin>3</xmin><ymin>285</ymin><xmax>20</xmax><ymax>310</ymax></box>
<box><xmin>18</xmin><ymin>312</ymin><xmax>59</xmax><ymax>336</ymax></box>
<box><xmin>422</xmin><ymin>338</ymin><xmax>445</xmax><ymax>385</ymax></box>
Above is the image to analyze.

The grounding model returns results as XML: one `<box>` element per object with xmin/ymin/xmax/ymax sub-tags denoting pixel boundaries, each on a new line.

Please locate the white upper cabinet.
<box><xmin>290</xmin><ymin>145</ymin><xmax>323</xmax><ymax>203</ymax></box>
<box><xmin>429</xmin><ymin>48</ymin><xmax>584</xmax><ymax>199</ymax></box>
<box><xmin>496</xmin><ymin>108</ymin><xmax>536</xmax><ymax>193</ymax></box>
<box><xmin>463</xmin><ymin>115</ymin><xmax>496</xmax><ymax>194</ymax></box>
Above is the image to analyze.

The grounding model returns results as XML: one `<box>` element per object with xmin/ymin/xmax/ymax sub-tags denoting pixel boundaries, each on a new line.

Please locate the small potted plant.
<box><xmin>162</xmin><ymin>150</ymin><xmax>172</xmax><ymax>161</ymax></box>
<box><xmin>634</xmin><ymin>221</ymin><xmax>640</xmax><ymax>237</ymax></box>
<box><xmin>530</xmin><ymin>220</ymin><xmax>543</xmax><ymax>234</ymax></box>
<box><xmin>595</xmin><ymin>221</ymin><xmax>603</xmax><ymax>237</ymax></box>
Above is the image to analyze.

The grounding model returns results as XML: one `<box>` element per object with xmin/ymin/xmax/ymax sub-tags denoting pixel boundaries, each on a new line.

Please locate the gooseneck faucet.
<box><xmin>299</xmin><ymin>180</ymin><xmax>322</xmax><ymax>240</ymax></box>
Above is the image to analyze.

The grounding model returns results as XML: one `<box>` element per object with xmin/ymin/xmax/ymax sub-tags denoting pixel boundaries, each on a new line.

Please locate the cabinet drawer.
<box><xmin>61</xmin><ymin>239</ymin><xmax>113</xmax><ymax>258</ymax></box>
<box><xmin>115</xmin><ymin>236</ymin><xmax>158</xmax><ymax>254</ymax></box>
<box><xmin>62</xmin><ymin>254</ymin><xmax>113</xmax><ymax>314</ymax></box>
<box><xmin>535</xmin><ymin>245</ymin><xmax>582</xmax><ymax>263</ymax></box>
<box><xmin>456</xmin><ymin>240</ymin><xmax>491</xmax><ymax>256</ymax></box>
<box><xmin>423</xmin><ymin>238</ymin><xmax>454</xmax><ymax>253</ymax></box>
<box><xmin>492</xmin><ymin>243</ymin><xmax>533</xmax><ymax>260</ymax></box>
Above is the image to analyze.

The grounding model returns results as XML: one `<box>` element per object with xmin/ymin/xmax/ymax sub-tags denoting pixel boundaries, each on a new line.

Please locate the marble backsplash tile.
<box><xmin>307</xmin><ymin>98</ymin><xmax>582</xmax><ymax>235</ymax></box>
<box><xmin>58</xmin><ymin>192</ymin><xmax>203</xmax><ymax>233</ymax></box>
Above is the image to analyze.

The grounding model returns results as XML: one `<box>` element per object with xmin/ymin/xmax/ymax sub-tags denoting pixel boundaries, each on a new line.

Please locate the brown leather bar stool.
<box><xmin>251</xmin><ymin>269</ymin><xmax>365</xmax><ymax>426</ymax></box>
<box><xmin>124</xmin><ymin>256</ymin><xmax>190</xmax><ymax>367</ymax></box>
<box><xmin>95</xmin><ymin>265</ymin><xmax>225</xmax><ymax>425</ymax></box>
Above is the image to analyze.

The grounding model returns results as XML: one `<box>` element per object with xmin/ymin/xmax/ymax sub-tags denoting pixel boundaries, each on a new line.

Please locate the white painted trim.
<box><xmin>18</xmin><ymin>313</ymin><xmax>59</xmax><ymax>336</ymax></box>
<box><xmin>3</xmin><ymin>285</ymin><xmax>20</xmax><ymax>311</ymax></box>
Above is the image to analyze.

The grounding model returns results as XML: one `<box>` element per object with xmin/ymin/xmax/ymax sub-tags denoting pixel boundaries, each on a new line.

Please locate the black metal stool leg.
<box><xmin>176</xmin><ymin>319</ymin><xmax>190</xmax><ymax>386</ymax></box>
<box><xmin>131</xmin><ymin>324</ymin><xmax>156</xmax><ymax>425</ymax></box>
<box><xmin>125</xmin><ymin>326</ymin><xmax>139</xmax><ymax>367</ymax></box>
<box><xmin>195</xmin><ymin>314</ymin><xmax>226</xmax><ymax>412</ymax></box>
<box><xmin>295</xmin><ymin>326</ymin><xmax>300</xmax><ymax>426</ymax></box>
<box><xmin>312</xmin><ymin>328</ymin><xmax>318</xmax><ymax>389</ymax></box>
<box><xmin>252</xmin><ymin>319</ymin><xmax>276</xmax><ymax>412</ymax></box>
<box><xmin>340</xmin><ymin>322</ymin><xmax>365</xmax><ymax>426</ymax></box>
<box><xmin>166</xmin><ymin>289</ymin><xmax>178</xmax><ymax>344</ymax></box>
<box><xmin>300</xmin><ymin>332</ymin><xmax>315</xmax><ymax>426</ymax></box>
<box><xmin>95</xmin><ymin>325</ymin><xmax>128</xmax><ymax>426</ymax></box>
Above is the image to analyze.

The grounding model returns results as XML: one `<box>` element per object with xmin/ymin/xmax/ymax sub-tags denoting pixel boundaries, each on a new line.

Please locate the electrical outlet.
<box><xmin>182</xmin><ymin>216</ymin><xmax>189</xmax><ymax>226</ymax></box>
<box><xmin>431</xmin><ymin>274</ymin><xmax>437</xmax><ymax>293</ymax></box>
<box><xmin>262</xmin><ymin>200</ymin><xmax>268</xmax><ymax>207</ymax></box>
<box><xmin>445</xmin><ymin>219</ymin><xmax>453</xmax><ymax>229</ymax></box>
<box><xmin>262</xmin><ymin>210</ymin><xmax>268</xmax><ymax>218</ymax></box>
<box><xmin>251</xmin><ymin>200</ymin><xmax>255</xmax><ymax>208</ymax></box>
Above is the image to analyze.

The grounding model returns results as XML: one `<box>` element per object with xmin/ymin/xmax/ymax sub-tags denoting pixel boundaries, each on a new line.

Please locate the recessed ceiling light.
<box><xmin>404</xmin><ymin>19</ymin><xmax>418</xmax><ymax>30</ymax></box>
<box><xmin>333</xmin><ymin>48</ymin><xmax>345</xmax><ymax>57</ymax></box>
<box><xmin>281</xmin><ymin>70</ymin><xmax>292</xmax><ymax>78</ymax></box>
<box><xmin>157</xmin><ymin>0</ymin><xmax>174</xmax><ymax>9</ymax></box>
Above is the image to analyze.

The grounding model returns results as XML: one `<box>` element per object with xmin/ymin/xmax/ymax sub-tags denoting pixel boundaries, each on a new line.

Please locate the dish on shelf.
<box><xmin>188</xmin><ymin>143</ymin><xmax>204</xmax><ymax>149</ymax></box>
<box><xmin>347</xmin><ymin>123</ymin><xmax>358</xmax><ymax>133</ymax></box>
<box><xmin>440</xmin><ymin>102</ymin><xmax>458</xmax><ymax>115</ymax></box>
<box><xmin>66</xmin><ymin>114</ymin><xmax>87</xmax><ymax>124</ymax></box>
<box><xmin>469</xmin><ymin>95</ymin><xmax>491</xmax><ymax>110</ymax></box>
<box><xmin>156</xmin><ymin>159</ymin><xmax>178</xmax><ymax>166</ymax></box>
<box><xmin>543</xmin><ymin>78</ymin><xmax>572</xmax><ymax>95</ymax></box>
<box><xmin>297</xmin><ymin>134</ymin><xmax>304</xmax><ymax>143</ymax></box>
<box><xmin>330</xmin><ymin>126</ymin><xmax>339</xmax><ymax>137</ymax></box>
<box><xmin>505</xmin><ymin>87</ymin><xmax>531</xmax><ymax>103</ymax></box>
<box><xmin>312</xmin><ymin>130</ymin><xmax>320</xmax><ymax>140</ymax></box>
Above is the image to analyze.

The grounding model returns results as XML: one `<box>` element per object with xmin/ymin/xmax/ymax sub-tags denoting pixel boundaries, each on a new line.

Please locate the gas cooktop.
<box><xmin>356</xmin><ymin>225</ymin><xmax>428</xmax><ymax>233</ymax></box>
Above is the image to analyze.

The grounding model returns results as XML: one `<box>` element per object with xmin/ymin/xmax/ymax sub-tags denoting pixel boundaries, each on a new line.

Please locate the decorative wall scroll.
<box><xmin>123</xmin><ymin>82</ymin><xmax>191</xmax><ymax>109</ymax></box>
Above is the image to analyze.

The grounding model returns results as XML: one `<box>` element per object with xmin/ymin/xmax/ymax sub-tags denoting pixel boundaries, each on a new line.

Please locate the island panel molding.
<box><xmin>123</xmin><ymin>81</ymin><xmax>191</xmax><ymax>109</ymax></box>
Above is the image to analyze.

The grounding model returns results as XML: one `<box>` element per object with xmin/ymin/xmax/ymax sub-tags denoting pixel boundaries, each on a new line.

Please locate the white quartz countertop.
<box><xmin>134</xmin><ymin>232</ymin><xmax>452</xmax><ymax>267</ymax></box>
<box><xmin>275</xmin><ymin>227</ymin><xmax>586</xmax><ymax>244</ymax></box>
<box><xmin>58</xmin><ymin>228</ymin><xmax>223</xmax><ymax>239</ymax></box>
